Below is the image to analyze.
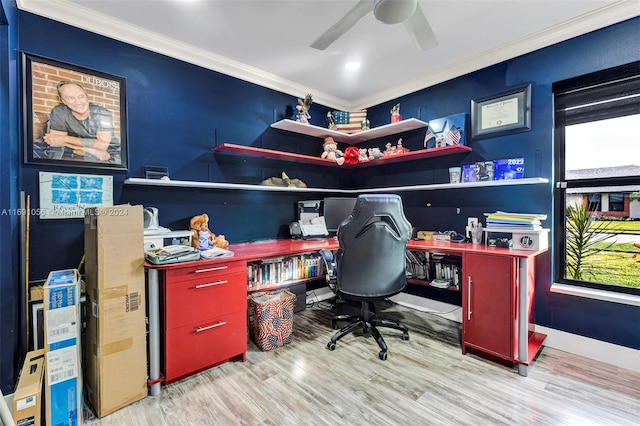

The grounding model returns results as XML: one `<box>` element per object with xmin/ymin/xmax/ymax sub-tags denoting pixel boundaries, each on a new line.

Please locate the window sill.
<box><xmin>551</xmin><ymin>283</ymin><xmax>640</xmax><ymax>307</ymax></box>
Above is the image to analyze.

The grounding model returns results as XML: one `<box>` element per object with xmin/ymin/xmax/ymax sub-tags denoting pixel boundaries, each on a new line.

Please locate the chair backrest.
<box><xmin>336</xmin><ymin>194</ymin><xmax>412</xmax><ymax>300</ymax></box>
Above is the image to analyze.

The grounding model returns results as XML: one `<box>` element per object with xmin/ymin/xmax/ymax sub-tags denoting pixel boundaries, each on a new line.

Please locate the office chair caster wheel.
<box><xmin>402</xmin><ymin>332</ymin><xmax>409</xmax><ymax>341</ymax></box>
<box><xmin>331</xmin><ymin>320</ymin><xmax>338</xmax><ymax>329</ymax></box>
<box><xmin>327</xmin><ymin>342</ymin><xmax>336</xmax><ymax>351</ymax></box>
<box><xmin>379</xmin><ymin>350</ymin><xmax>387</xmax><ymax>361</ymax></box>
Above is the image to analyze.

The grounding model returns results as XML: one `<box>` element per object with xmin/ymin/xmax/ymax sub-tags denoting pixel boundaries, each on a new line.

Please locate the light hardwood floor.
<box><xmin>84</xmin><ymin>299</ymin><xmax>640</xmax><ymax>425</ymax></box>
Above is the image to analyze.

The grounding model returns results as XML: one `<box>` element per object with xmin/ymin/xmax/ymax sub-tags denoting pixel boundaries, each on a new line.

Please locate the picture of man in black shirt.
<box><xmin>43</xmin><ymin>81</ymin><xmax>120</xmax><ymax>163</ymax></box>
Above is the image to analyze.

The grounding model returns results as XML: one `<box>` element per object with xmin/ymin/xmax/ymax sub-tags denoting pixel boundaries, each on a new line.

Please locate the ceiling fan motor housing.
<box><xmin>374</xmin><ymin>0</ymin><xmax>418</xmax><ymax>24</ymax></box>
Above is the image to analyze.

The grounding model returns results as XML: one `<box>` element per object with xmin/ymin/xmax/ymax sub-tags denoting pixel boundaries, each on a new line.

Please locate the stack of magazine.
<box><xmin>145</xmin><ymin>245</ymin><xmax>200</xmax><ymax>264</ymax></box>
<box><xmin>484</xmin><ymin>211</ymin><xmax>546</xmax><ymax>232</ymax></box>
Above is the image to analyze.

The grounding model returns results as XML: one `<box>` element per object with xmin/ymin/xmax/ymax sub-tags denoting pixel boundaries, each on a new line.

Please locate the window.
<box><xmin>587</xmin><ymin>194</ymin><xmax>601</xmax><ymax>212</ymax></box>
<box><xmin>609</xmin><ymin>193</ymin><xmax>625</xmax><ymax>212</ymax></box>
<box><xmin>553</xmin><ymin>62</ymin><xmax>640</xmax><ymax>295</ymax></box>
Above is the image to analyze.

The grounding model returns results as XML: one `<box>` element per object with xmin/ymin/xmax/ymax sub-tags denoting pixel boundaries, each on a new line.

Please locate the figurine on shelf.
<box><xmin>296</xmin><ymin>94</ymin><xmax>313</xmax><ymax>124</ymax></box>
<box><xmin>390</xmin><ymin>103</ymin><xmax>401</xmax><ymax>123</ymax></box>
<box><xmin>368</xmin><ymin>147</ymin><xmax>384</xmax><ymax>160</ymax></box>
<box><xmin>321</xmin><ymin>137</ymin><xmax>345</xmax><ymax>165</ymax></box>
<box><xmin>343</xmin><ymin>146</ymin><xmax>359</xmax><ymax>165</ymax></box>
<box><xmin>326</xmin><ymin>111</ymin><xmax>336</xmax><ymax>129</ymax></box>
<box><xmin>361</xmin><ymin>109</ymin><xmax>370</xmax><ymax>130</ymax></box>
<box><xmin>384</xmin><ymin>138</ymin><xmax>408</xmax><ymax>157</ymax></box>
<box><xmin>358</xmin><ymin>148</ymin><xmax>369</xmax><ymax>162</ymax></box>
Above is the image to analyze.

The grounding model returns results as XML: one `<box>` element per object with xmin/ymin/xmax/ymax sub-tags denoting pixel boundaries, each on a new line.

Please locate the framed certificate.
<box><xmin>471</xmin><ymin>84</ymin><xmax>531</xmax><ymax>140</ymax></box>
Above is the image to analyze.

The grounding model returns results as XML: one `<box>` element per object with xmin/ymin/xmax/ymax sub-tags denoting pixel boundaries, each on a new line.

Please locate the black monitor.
<box><xmin>323</xmin><ymin>197</ymin><xmax>357</xmax><ymax>232</ymax></box>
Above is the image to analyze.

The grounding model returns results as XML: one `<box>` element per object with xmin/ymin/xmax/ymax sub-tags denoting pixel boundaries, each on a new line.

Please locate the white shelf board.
<box><xmin>270</xmin><ymin>118</ymin><xmax>428</xmax><ymax>144</ymax></box>
<box><xmin>124</xmin><ymin>178</ymin><xmax>353</xmax><ymax>193</ymax></box>
<box><xmin>356</xmin><ymin>177</ymin><xmax>549</xmax><ymax>193</ymax></box>
<box><xmin>124</xmin><ymin>177</ymin><xmax>549</xmax><ymax>194</ymax></box>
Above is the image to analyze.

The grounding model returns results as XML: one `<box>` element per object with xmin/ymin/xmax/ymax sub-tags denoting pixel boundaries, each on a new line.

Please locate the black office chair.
<box><xmin>321</xmin><ymin>194</ymin><xmax>412</xmax><ymax>360</ymax></box>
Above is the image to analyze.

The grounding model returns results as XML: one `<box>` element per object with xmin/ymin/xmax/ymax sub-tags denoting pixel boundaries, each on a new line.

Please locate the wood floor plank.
<box><xmin>84</xmin><ymin>300</ymin><xmax>640</xmax><ymax>425</ymax></box>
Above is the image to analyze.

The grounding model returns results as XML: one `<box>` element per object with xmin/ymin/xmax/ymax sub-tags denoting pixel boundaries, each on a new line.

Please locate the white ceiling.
<box><xmin>17</xmin><ymin>0</ymin><xmax>640</xmax><ymax>110</ymax></box>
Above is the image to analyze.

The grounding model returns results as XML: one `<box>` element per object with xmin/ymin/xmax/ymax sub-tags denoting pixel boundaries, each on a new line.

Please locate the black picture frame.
<box><xmin>22</xmin><ymin>53</ymin><xmax>128</xmax><ymax>170</ymax></box>
<box><xmin>471</xmin><ymin>84</ymin><xmax>531</xmax><ymax>140</ymax></box>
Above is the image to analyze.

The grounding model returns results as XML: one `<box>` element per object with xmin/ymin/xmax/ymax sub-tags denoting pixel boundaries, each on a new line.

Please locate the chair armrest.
<box><xmin>319</xmin><ymin>249</ymin><xmax>337</xmax><ymax>289</ymax></box>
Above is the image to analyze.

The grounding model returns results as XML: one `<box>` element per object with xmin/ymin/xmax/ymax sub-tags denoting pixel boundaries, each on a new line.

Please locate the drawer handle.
<box><xmin>194</xmin><ymin>266</ymin><xmax>228</xmax><ymax>273</ymax></box>
<box><xmin>195</xmin><ymin>321</ymin><xmax>227</xmax><ymax>333</ymax></box>
<box><xmin>467</xmin><ymin>276</ymin><xmax>472</xmax><ymax>321</ymax></box>
<box><xmin>195</xmin><ymin>280</ymin><xmax>228</xmax><ymax>289</ymax></box>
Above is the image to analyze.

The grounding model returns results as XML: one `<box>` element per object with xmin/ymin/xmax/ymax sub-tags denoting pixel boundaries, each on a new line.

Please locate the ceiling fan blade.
<box><xmin>310</xmin><ymin>0</ymin><xmax>374</xmax><ymax>50</ymax></box>
<box><xmin>403</xmin><ymin>4</ymin><xmax>438</xmax><ymax>51</ymax></box>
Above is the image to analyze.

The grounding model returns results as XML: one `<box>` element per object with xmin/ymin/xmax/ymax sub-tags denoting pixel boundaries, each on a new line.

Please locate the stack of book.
<box><xmin>484</xmin><ymin>211</ymin><xmax>547</xmax><ymax>232</ymax></box>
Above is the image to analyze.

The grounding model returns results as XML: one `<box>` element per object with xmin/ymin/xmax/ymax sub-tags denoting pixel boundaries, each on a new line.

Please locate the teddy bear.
<box><xmin>368</xmin><ymin>147</ymin><xmax>384</xmax><ymax>160</ymax></box>
<box><xmin>343</xmin><ymin>146</ymin><xmax>359</xmax><ymax>165</ymax></box>
<box><xmin>321</xmin><ymin>137</ymin><xmax>345</xmax><ymax>165</ymax></box>
<box><xmin>190</xmin><ymin>213</ymin><xmax>229</xmax><ymax>250</ymax></box>
<box><xmin>358</xmin><ymin>148</ymin><xmax>368</xmax><ymax>162</ymax></box>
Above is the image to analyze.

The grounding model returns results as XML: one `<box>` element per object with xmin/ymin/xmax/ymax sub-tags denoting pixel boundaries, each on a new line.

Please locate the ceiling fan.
<box><xmin>310</xmin><ymin>0</ymin><xmax>438</xmax><ymax>52</ymax></box>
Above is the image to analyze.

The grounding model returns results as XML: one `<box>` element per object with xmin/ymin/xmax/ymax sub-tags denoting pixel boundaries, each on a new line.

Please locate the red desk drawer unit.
<box><xmin>162</xmin><ymin>259</ymin><xmax>247</xmax><ymax>384</ymax></box>
<box><xmin>165</xmin><ymin>270</ymin><xmax>247</xmax><ymax>329</ymax></box>
<box><xmin>165</xmin><ymin>310</ymin><xmax>247</xmax><ymax>383</ymax></box>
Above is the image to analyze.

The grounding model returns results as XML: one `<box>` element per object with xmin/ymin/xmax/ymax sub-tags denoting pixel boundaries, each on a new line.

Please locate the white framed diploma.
<box><xmin>471</xmin><ymin>84</ymin><xmax>531</xmax><ymax>139</ymax></box>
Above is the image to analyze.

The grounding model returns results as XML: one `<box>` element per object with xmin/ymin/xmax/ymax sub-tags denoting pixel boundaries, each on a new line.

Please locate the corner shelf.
<box><xmin>124</xmin><ymin>177</ymin><xmax>549</xmax><ymax>194</ymax></box>
<box><xmin>270</xmin><ymin>118</ymin><xmax>428</xmax><ymax>144</ymax></box>
<box><xmin>213</xmin><ymin>143</ymin><xmax>472</xmax><ymax>169</ymax></box>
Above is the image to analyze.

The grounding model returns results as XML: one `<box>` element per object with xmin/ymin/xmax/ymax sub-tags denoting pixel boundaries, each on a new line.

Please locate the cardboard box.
<box><xmin>512</xmin><ymin>229</ymin><xmax>549</xmax><ymax>251</ymax></box>
<box><xmin>43</xmin><ymin>268</ymin><xmax>82</xmax><ymax>426</ymax></box>
<box><xmin>84</xmin><ymin>205</ymin><xmax>148</xmax><ymax>417</ymax></box>
<box><xmin>13</xmin><ymin>349</ymin><xmax>45</xmax><ymax>426</ymax></box>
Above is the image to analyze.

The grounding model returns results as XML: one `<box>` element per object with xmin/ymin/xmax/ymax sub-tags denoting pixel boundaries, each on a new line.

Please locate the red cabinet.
<box><xmin>462</xmin><ymin>253</ymin><xmax>518</xmax><ymax>362</ymax></box>
<box><xmin>162</xmin><ymin>260</ymin><xmax>247</xmax><ymax>384</ymax></box>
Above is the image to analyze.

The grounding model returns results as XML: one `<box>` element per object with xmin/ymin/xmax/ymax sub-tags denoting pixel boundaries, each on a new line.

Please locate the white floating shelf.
<box><xmin>270</xmin><ymin>118</ymin><xmax>428</xmax><ymax>144</ymax></box>
<box><xmin>124</xmin><ymin>178</ymin><xmax>353</xmax><ymax>193</ymax></box>
<box><xmin>124</xmin><ymin>177</ymin><xmax>549</xmax><ymax>194</ymax></box>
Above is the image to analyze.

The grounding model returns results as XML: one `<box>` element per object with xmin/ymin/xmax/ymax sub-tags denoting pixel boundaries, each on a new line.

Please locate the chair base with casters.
<box><xmin>318</xmin><ymin>194</ymin><xmax>412</xmax><ymax>361</ymax></box>
<box><xmin>327</xmin><ymin>300</ymin><xmax>409</xmax><ymax>360</ymax></box>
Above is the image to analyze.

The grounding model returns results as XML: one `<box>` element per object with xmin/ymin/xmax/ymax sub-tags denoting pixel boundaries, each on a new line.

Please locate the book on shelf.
<box><xmin>406</xmin><ymin>250</ymin><xmax>461</xmax><ymax>290</ymax></box>
<box><xmin>484</xmin><ymin>211</ymin><xmax>546</xmax><ymax>230</ymax></box>
<box><xmin>247</xmin><ymin>253</ymin><xmax>325</xmax><ymax>290</ymax></box>
<box><xmin>485</xmin><ymin>211</ymin><xmax>547</xmax><ymax>221</ymax></box>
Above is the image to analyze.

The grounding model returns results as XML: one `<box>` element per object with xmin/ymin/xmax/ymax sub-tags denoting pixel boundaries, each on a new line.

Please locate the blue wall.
<box><xmin>1</xmin><ymin>0</ymin><xmax>23</xmax><ymax>396</ymax></box>
<box><xmin>1</xmin><ymin>3</ymin><xmax>638</xmax><ymax>392</ymax></box>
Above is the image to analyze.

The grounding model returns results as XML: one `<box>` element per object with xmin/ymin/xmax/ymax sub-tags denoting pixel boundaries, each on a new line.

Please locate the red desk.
<box><xmin>145</xmin><ymin>238</ymin><xmax>546</xmax><ymax>393</ymax></box>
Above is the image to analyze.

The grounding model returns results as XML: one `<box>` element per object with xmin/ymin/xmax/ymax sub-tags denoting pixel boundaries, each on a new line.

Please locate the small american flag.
<box><xmin>445</xmin><ymin>125</ymin><xmax>461</xmax><ymax>145</ymax></box>
<box><xmin>423</xmin><ymin>126</ymin><xmax>436</xmax><ymax>147</ymax></box>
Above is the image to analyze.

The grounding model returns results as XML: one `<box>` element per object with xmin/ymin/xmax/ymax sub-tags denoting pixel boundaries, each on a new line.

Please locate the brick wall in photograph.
<box><xmin>31</xmin><ymin>62</ymin><xmax>122</xmax><ymax>137</ymax></box>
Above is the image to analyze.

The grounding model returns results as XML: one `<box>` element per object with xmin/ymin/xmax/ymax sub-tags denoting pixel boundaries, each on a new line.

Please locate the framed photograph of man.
<box><xmin>22</xmin><ymin>53</ymin><xmax>128</xmax><ymax>170</ymax></box>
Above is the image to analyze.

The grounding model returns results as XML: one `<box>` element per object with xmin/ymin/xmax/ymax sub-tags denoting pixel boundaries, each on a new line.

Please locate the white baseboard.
<box><xmin>307</xmin><ymin>287</ymin><xmax>640</xmax><ymax>373</ymax></box>
<box><xmin>1</xmin><ymin>392</ymin><xmax>14</xmax><ymax>426</ymax></box>
<box><xmin>535</xmin><ymin>325</ymin><xmax>640</xmax><ymax>373</ymax></box>
<box><xmin>388</xmin><ymin>292</ymin><xmax>463</xmax><ymax>323</ymax></box>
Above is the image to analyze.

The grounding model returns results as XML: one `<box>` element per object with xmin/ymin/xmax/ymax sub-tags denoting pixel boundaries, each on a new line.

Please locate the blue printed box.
<box><xmin>44</xmin><ymin>268</ymin><xmax>82</xmax><ymax>426</ymax></box>
<box><xmin>494</xmin><ymin>158</ymin><xmax>525</xmax><ymax>180</ymax></box>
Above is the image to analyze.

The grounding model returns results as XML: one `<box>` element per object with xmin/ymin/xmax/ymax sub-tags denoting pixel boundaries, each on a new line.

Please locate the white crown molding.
<box><xmin>353</xmin><ymin>0</ymin><xmax>640</xmax><ymax>109</ymax></box>
<box><xmin>17</xmin><ymin>0</ymin><xmax>640</xmax><ymax>112</ymax></box>
<box><xmin>16</xmin><ymin>0</ymin><xmax>352</xmax><ymax>111</ymax></box>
